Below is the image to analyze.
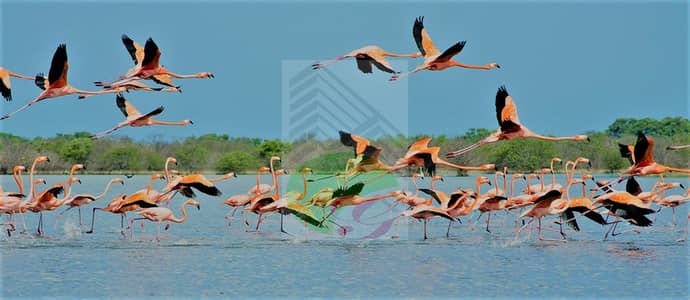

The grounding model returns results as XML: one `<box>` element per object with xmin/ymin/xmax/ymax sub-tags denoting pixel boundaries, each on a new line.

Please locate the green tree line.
<box><xmin>1</xmin><ymin>117</ymin><xmax>688</xmax><ymax>175</ymax></box>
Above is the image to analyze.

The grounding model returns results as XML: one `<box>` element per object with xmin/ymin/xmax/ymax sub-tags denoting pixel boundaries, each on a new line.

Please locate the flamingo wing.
<box><xmin>625</xmin><ymin>177</ymin><xmax>642</xmax><ymax>196</ymax></box>
<box><xmin>339</xmin><ymin>130</ymin><xmax>370</xmax><ymax>156</ymax></box>
<box><xmin>286</xmin><ymin>201</ymin><xmax>324</xmax><ymax>227</ymax></box>
<box><xmin>141</xmin><ymin>38</ymin><xmax>162</xmax><ymax>70</ymax></box>
<box><xmin>633</xmin><ymin>132</ymin><xmax>655</xmax><ymax>167</ymax></box>
<box><xmin>355</xmin><ymin>57</ymin><xmax>373</xmax><ymax>74</ymax></box>
<box><xmin>495</xmin><ymin>85</ymin><xmax>522</xmax><ymax>132</ymax></box>
<box><xmin>48</xmin><ymin>44</ymin><xmax>68</xmax><ymax>88</ymax></box>
<box><xmin>412</xmin><ymin>16</ymin><xmax>440</xmax><ymax>58</ymax></box>
<box><xmin>115</xmin><ymin>94</ymin><xmax>143</xmax><ymax>118</ymax></box>
<box><xmin>151</xmin><ymin>75</ymin><xmax>176</xmax><ymax>88</ymax></box>
<box><xmin>364</xmin><ymin>53</ymin><xmax>396</xmax><ymax>73</ymax></box>
<box><xmin>177</xmin><ymin>174</ymin><xmax>222</xmax><ymax>196</ymax></box>
<box><xmin>0</xmin><ymin>74</ymin><xmax>10</xmax><ymax>101</ymax></box>
<box><xmin>405</xmin><ymin>137</ymin><xmax>433</xmax><ymax>156</ymax></box>
<box><xmin>436</xmin><ymin>41</ymin><xmax>466</xmax><ymax>63</ymax></box>
<box><xmin>532</xmin><ymin>189</ymin><xmax>562</xmax><ymax>205</ymax></box>
<box><xmin>332</xmin><ymin>182</ymin><xmax>365</xmax><ymax>198</ymax></box>
<box><xmin>34</xmin><ymin>73</ymin><xmax>49</xmax><ymax>91</ymax></box>
<box><xmin>618</xmin><ymin>143</ymin><xmax>635</xmax><ymax>165</ymax></box>
<box><xmin>121</xmin><ymin>34</ymin><xmax>144</xmax><ymax>66</ymax></box>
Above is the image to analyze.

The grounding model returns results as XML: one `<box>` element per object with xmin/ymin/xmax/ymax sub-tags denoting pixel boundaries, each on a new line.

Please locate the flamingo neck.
<box><xmin>150</xmin><ymin>120</ymin><xmax>188</xmax><ymax>126</ymax></box>
<box><xmin>170</xmin><ymin>201</ymin><xmax>190</xmax><ymax>223</ymax></box>
<box><xmin>14</xmin><ymin>168</ymin><xmax>24</xmax><ymax>195</ymax></box>
<box><xmin>94</xmin><ymin>180</ymin><xmax>116</xmax><ymax>200</ymax></box>
<box><xmin>301</xmin><ymin>173</ymin><xmax>308</xmax><ymax>199</ymax></box>
<box><xmin>164</xmin><ymin>160</ymin><xmax>173</xmax><ymax>182</ymax></box>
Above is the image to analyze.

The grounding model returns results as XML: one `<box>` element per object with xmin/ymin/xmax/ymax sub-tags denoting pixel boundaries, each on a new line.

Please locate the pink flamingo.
<box><xmin>313</xmin><ymin>45</ymin><xmax>421</xmax><ymax>74</ymax></box>
<box><xmin>129</xmin><ymin>199</ymin><xmax>200</xmax><ymax>241</ymax></box>
<box><xmin>1</xmin><ymin>44</ymin><xmax>118</xmax><ymax>120</ymax></box>
<box><xmin>58</xmin><ymin>178</ymin><xmax>125</xmax><ymax>226</ymax></box>
<box><xmin>445</xmin><ymin>86</ymin><xmax>589</xmax><ymax>158</ymax></box>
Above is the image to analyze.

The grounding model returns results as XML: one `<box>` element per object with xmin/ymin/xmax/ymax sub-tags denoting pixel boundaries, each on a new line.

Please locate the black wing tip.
<box><xmin>497</xmin><ymin>85</ymin><xmax>508</xmax><ymax>95</ymax></box>
<box><xmin>121</xmin><ymin>34</ymin><xmax>131</xmax><ymax>40</ymax></box>
<box><xmin>415</xmin><ymin>16</ymin><xmax>424</xmax><ymax>25</ymax></box>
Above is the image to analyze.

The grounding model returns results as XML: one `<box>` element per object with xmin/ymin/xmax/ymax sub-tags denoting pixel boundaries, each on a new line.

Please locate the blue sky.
<box><xmin>0</xmin><ymin>0</ymin><xmax>687</xmax><ymax>141</ymax></box>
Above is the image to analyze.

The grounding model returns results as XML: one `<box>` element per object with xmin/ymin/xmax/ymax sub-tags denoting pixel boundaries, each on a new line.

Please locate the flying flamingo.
<box><xmin>666</xmin><ymin>144</ymin><xmax>690</xmax><ymax>151</ymax></box>
<box><xmin>93</xmin><ymin>34</ymin><xmax>182</xmax><ymax>92</ymax></box>
<box><xmin>599</xmin><ymin>132</ymin><xmax>690</xmax><ymax>191</ymax></box>
<box><xmin>389</xmin><ymin>137</ymin><xmax>496</xmax><ymax>176</ymax></box>
<box><xmin>445</xmin><ymin>86</ymin><xmax>590</xmax><ymax>158</ymax></box>
<box><xmin>390</xmin><ymin>16</ymin><xmax>499</xmax><ymax>81</ymax></box>
<box><xmin>98</xmin><ymin>38</ymin><xmax>214</xmax><ymax>88</ymax></box>
<box><xmin>161</xmin><ymin>173</ymin><xmax>222</xmax><ymax>198</ymax></box>
<box><xmin>0</xmin><ymin>44</ymin><xmax>118</xmax><ymax>120</ymax></box>
<box><xmin>58</xmin><ymin>178</ymin><xmax>125</xmax><ymax>226</ymax></box>
<box><xmin>129</xmin><ymin>199</ymin><xmax>200</xmax><ymax>241</ymax></box>
<box><xmin>313</xmin><ymin>46</ymin><xmax>421</xmax><ymax>74</ymax></box>
<box><xmin>91</xmin><ymin>93</ymin><xmax>193</xmax><ymax>139</ymax></box>
<box><xmin>0</xmin><ymin>67</ymin><xmax>35</xmax><ymax>101</ymax></box>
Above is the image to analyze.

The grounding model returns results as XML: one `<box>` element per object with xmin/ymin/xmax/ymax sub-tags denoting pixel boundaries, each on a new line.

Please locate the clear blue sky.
<box><xmin>1</xmin><ymin>0</ymin><xmax>687</xmax><ymax>141</ymax></box>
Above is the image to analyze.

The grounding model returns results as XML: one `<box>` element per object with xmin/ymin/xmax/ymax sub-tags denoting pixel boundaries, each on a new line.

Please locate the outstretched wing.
<box><xmin>0</xmin><ymin>74</ymin><xmax>11</xmax><ymax>101</ymax></box>
<box><xmin>151</xmin><ymin>75</ymin><xmax>176</xmax><ymax>88</ymax></box>
<box><xmin>48</xmin><ymin>44</ymin><xmax>68</xmax><ymax>88</ymax></box>
<box><xmin>34</xmin><ymin>73</ymin><xmax>48</xmax><ymax>91</ymax></box>
<box><xmin>355</xmin><ymin>57</ymin><xmax>373</xmax><ymax>74</ymax></box>
<box><xmin>618</xmin><ymin>143</ymin><xmax>635</xmax><ymax>165</ymax></box>
<box><xmin>413</xmin><ymin>16</ymin><xmax>440</xmax><ymax>58</ymax></box>
<box><xmin>338</xmin><ymin>130</ymin><xmax>370</xmax><ymax>157</ymax></box>
<box><xmin>436</xmin><ymin>41</ymin><xmax>466</xmax><ymax>63</ymax></box>
<box><xmin>116</xmin><ymin>94</ymin><xmax>142</xmax><ymax>118</ymax></box>
<box><xmin>365</xmin><ymin>53</ymin><xmax>396</xmax><ymax>73</ymax></box>
<box><xmin>495</xmin><ymin>85</ymin><xmax>521</xmax><ymax>132</ymax></box>
<box><xmin>633</xmin><ymin>132</ymin><xmax>655</xmax><ymax>167</ymax></box>
<box><xmin>141</xmin><ymin>38</ymin><xmax>161</xmax><ymax>70</ymax></box>
<box><xmin>121</xmin><ymin>34</ymin><xmax>144</xmax><ymax>66</ymax></box>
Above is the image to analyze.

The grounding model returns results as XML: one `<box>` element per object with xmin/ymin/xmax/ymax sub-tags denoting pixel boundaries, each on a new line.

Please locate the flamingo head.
<box><xmin>197</xmin><ymin>72</ymin><xmax>214</xmax><ymax>78</ymax></box>
<box><xmin>476</xmin><ymin>176</ymin><xmax>491</xmax><ymax>186</ymax></box>
<box><xmin>512</xmin><ymin>173</ymin><xmax>525</xmax><ymax>180</ymax></box>
<box><xmin>72</xmin><ymin>164</ymin><xmax>85</xmax><ymax>172</ymax></box>
<box><xmin>35</xmin><ymin>156</ymin><xmax>50</xmax><ymax>164</ymax></box>
<box><xmin>71</xmin><ymin>177</ymin><xmax>82</xmax><ymax>185</ymax></box>
<box><xmin>301</xmin><ymin>167</ymin><xmax>313</xmax><ymax>175</ymax></box>
<box><xmin>166</xmin><ymin>157</ymin><xmax>178</xmax><ymax>165</ymax></box>
<box><xmin>480</xmin><ymin>164</ymin><xmax>497</xmax><ymax>171</ymax></box>
<box><xmin>13</xmin><ymin>165</ymin><xmax>26</xmax><ymax>172</ymax></box>
<box><xmin>258</xmin><ymin>166</ymin><xmax>271</xmax><ymax>173</ymax></box>
<box><xmin>184</xmin><ymin>119</ymin><xmax>193</xmax><ymax>125</ymax></box>
<box><xmin>151</xmin><ymin>173</ymin><xmax>165</xmax><ymax>180</ymax></box>
<box><xmin>431</xmin><ymin>175</ymin><xmax>444</xmax><ymax>182</ymax></box>
<box><xmin>112</xmin><ymin>178</ymin><xmax>125</xmax><ymax>185</ymax></box>
<box><xmin>575</xmin><ymin>135</ymin><xmax>590</xmax><ymax>142</ymax></box>
<box><xmin>186</xmin><ymin>199</ymin><xmax>201</xmax><ymax>210</ymax></box>
<box><xmin>488</xmin><ymin>63</ymin><xmax>500</xmax><ymax>69</ymax></box>
<box><xmin>540</xmin><ymin>168</ymin><xmax>552</xmax><ymax>175</ymax></box>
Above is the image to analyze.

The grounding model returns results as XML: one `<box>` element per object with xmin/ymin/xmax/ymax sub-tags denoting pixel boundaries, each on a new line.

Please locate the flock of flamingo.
<box><xmin>1</xmin><ymin>17</ymin><xmax>689</xmax><ymax>242</ymax></box>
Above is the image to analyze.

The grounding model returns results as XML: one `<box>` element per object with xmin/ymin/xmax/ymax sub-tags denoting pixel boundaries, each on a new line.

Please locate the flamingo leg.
<box><xmin>128</xmin><ymin>217</ymin><xmax>147</xmax><ymax>240</ymax></box>
<box><xmin>389</xmin><ymin>64</ymin><xmax>428</xmax><ymax>81</ymax></box>
<box><xmin>312</xmin><ymin>55</ymin><xmax>347</xmax><ymax>69</ymax></box>
<box><xmin>280</xmin><ymin>213</ymin><xmax>294</xmax><ymax>237</ymax></box>
<box><xmin>445</xmin><ymin>142</ymin><xmax>483</xmax><ymax>158</ymax></box>
<box><xmin>86</xmin><ymin>207</ymin><xmax>99</xmax><ymax>234</ymax></box>
<box><xmin>423</xmin><ymin>219</ymin><xmax>428</xmax><ymax>240</ymax></box>
<box><xmin>446</xmin><ymin>220</ymin><xmax>453</xmax><ymax>237</ymax></box>
<box><xmin>677</xmin><ymin>213</ymin><xmax>689</xmax><ymax>242</ymax></box>
<box><xmin>537</xmin><ymin>218</ymin><xmax>567</xmax><ymax>242</ymax></box>
<box><xmin>672</xmin><ymin>207</ymin><xmax>677</xmax><ymax>227</ymax></box>
<box><xmin>486</xmin><ymin>212</ymin><xmax>492</xmax><ymax>233</ymax></box>
<box><xmin>515</xmin><ymin>218</ymin><xmax>533</xmax><ymax>240</ymax></box>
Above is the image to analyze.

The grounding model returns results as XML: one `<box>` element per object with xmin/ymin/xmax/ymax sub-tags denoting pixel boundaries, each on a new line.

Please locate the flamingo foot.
<box><xmin>164</xmin><ymin>224</ymin><xmax>170</xmax><ymax>231</ymax></box>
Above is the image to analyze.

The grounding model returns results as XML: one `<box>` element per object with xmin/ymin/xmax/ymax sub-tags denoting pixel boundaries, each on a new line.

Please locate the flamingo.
<box><xmin>0</xmin><ymin>67</ymin><xmax>35</xmax><ymax>101</ymax></box>
<box><xmin>655</xmin><ymin>186</ymin><xmax>689</xmax><ymax>226</ymax></box>
<box><xmin>0</xmin><ymin>166</ymin><xmax>27</xmax><ymax>235</ymax></box>
<box><xmin>91</xmin><ymin>93</ymin><xmax>193</xmax><ymax>139</ymax></box>
<box><xmin>389</xmin><ymin>137</ymin><xmax>496</xmax><ymax>176</ymax></box>
<box><xmin>99</xmin><ymin>37</ymin><xmax>213</xmax><ymax>88</ymax></box>
<box><xmin>26</xmin><ymin>164</ymin><xmax>83</xmax><ymax>235</ymax></box>
<box><xmin>58</xmin><ymin>178</ymin><xmax>125</xmax><ymax>226</ymax></box>
<box><xmin>258</xmin><ymin>168</ymin><xmax>324</xmax><ymax>235</ymax></box>
<box><xmin>85</xmin><ymin>194</ymin><xmax>128</xmax><ymax>236</ymax></box>
<box><xmin>445</xmin><ymin>86</ymin><xmax>589</xmax><ymax>158</ymax></box>
<box><xmin>129</xmin><ymin>199</ymin><xmax>200</xmax><ymax>241</ymax></box>
<box><xmin>161</xmin><ymin>173</ymin><xmax>222</xmax><ymax>198</ymax></box>
<box><xmin>313</xmin><ymin>46</ymin><xmax>421</xmax><ymax>74</ymax></box>
<box><xmin>223</xmin><ymin>167</ymin><xmax>272</xmax><ymax>228</ymax></box>
<box><xmin>558</xmin><ymin>173</ymin><xmax>607</xmax><ymax>233</ymax></box>
<box><xmin>516</xmin><ymin>189</ymin><xmax>568</xmax><ymax>242</ymax></box>
<box><xmin>93</xmin><ymin>34</ymin><xmax>182</xmax><ymax>92</ymax></box>
<box><xmin>0</xmin><ymin>44</ymin><xmax>118</xmax><ymax>120</ymax></box>
<box><xmin>390</xmin><ymin>16</ymin><xmax>499</xmax><ymax>81</ymax></box>
<box><xmin>245</xmin><ymin>169</ymin><xmax>287</xmax><ymax>231</ymax></box>
<box><xmin>599</xmin><ymin>132</ymin><xmax>690</xmax><ymax>191</ymax></box>
<box><xmin>248</xmin><ymin>157</ymin><xmax>281</xmax><ymax>195</ymax></box>
<box><xmin>117</xmin><ymin>174</ymin><xmax>166</xmax><ymax>211</ymax></box>
<box><xmin>422</xmin><ymin>176</ymin><xmax>490</xmax><ymax>237</ymax></box>
<box><xmin>592</xmin><ymin>190</ymin><xmax>656</xmax><ymax>240</ymax></box>
<box><xmin>666</xmin><ymin>144</ymin><xmax>690</xmax><ymax>151</ymax></box>
<box><xmin>523</xmin><ymin>168</ymin><xmax>552</xmax><ymax>195</ymax></box>
<box><xmin>399</xmin><ymin>204</ymin><xmax>455</xmax><ymax>240</ymax></box>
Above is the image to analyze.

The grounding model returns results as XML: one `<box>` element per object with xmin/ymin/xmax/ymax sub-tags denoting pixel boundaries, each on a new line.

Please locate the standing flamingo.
<box><xmin>399</xmin><ymin>204</ymin><xmax>455</xmax><ymax>240</ymax></box>
<box><xmin>1</xmin><ymin>44</ymin><xmax>118</xmax><ymax>120</ymax></box>
<box><xmin>313</xmin><ymin>46</ymin><xmax>421</xmax><ymax>74</ymax></box>
<box><xmin>91</xmin><ymin>94</ymin><xmax>192</xmax><ymax>139</ymax></box>
<box><xmin>390</xmin><ymin>16</ymin><xmax>499</xmax><ymax>81</ymax></box>
<box><xmin>445</xmin><ymin>86</ymin><xmax>589</xmax><ymax>158</ymax></box>
<box><xmin>85</xmin><ymin>194</ymin><xmax>128</xmax><ymax>236</ymax></box>
<box><xmin>129</xmin><ymin>199</ymin><xmax>200</xmax><ymax>241</ymax></box>
<box><xmin>223</xmin><ymin>167</ymin><xmax>272</xmax><ymax>228</ymax></box>
<box><xmin>58</xmin><ymin>178</ymin><xmax>125</xmax><ymax>226</ymax></box>
<box><xmin>0</xmin><ymin>67</ymin><xmax>35</xmax><ymax>101</ymax></box>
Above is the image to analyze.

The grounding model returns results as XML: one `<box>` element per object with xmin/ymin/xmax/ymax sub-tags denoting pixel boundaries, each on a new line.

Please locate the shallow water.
<box><xmin>1</xmin><ymin>174</ymin><xmax>688</xmax><ymax>298</ymax></box>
